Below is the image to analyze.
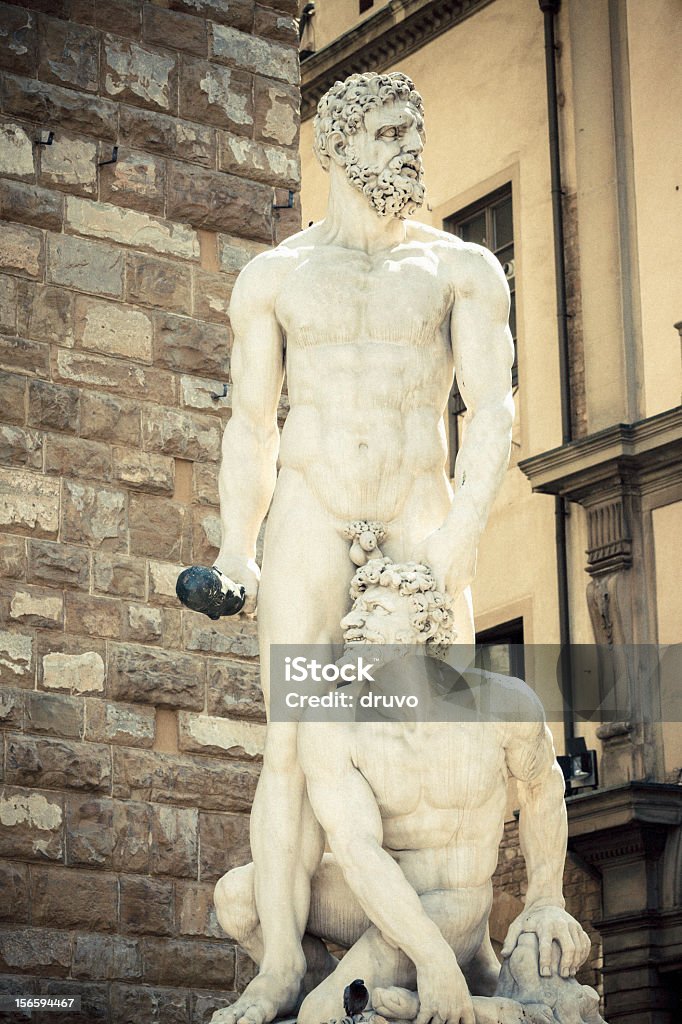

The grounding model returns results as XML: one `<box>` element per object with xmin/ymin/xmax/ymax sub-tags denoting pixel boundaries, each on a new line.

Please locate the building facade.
<box><xmin>298</xmin><ymin>1</ymin><xmax>681</xmax><ymax>1021</ymax></box>
<box><xmin>0</xmin><ymin>1</ymin><xmax>299</xmax><ymax>1020</ymax></box>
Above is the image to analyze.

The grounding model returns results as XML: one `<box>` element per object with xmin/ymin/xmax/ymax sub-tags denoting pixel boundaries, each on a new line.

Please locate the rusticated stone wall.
<box><xmin>0</xmin><ymin>0</ymin><xmax>299</xmax><ymax>1020</ymax></box>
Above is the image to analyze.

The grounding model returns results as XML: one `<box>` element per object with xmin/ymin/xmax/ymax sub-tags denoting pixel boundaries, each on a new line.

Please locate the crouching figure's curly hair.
<box><xmin>349</xmin><ymin>557</ymin><xmax>456</xmax><ymax>649</ymax></box>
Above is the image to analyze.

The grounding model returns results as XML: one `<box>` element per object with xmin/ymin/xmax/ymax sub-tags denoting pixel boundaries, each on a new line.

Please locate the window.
<box><xmin>359</xmin><ymin>0</ymin><xmax>374</xmax><ymax>11</ymax></box>
<box><xmin>475</xmin><ymin>618</ymin><xmax>525</xmax><ymax>679</ymax></box>
<box><xmin>444</xmin><ymin>185</ymin><xmax>517</xmax><ymax>474</ymax></box>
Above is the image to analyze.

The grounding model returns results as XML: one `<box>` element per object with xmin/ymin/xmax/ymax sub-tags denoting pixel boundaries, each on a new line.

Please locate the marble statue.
<box><xmin>215</xmin><ymin>556</ymin><xmax>603</xmax><ymax>1024</ymax></box>
<box><xmin>178</xmin><ymin>70</ymin><xmax>600</xmax><ymax>1024</ymax></box>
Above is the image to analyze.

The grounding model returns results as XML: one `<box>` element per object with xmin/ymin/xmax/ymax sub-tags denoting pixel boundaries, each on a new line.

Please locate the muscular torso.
<box><xmin>273</xmin><ymin>230</ymin><xmax>456</xmax><ymax>522</ymax></box>
<box><xmin>350</xmin><ymin>719</ymin><xmax>508</xmax><ymax>892</ymax></box>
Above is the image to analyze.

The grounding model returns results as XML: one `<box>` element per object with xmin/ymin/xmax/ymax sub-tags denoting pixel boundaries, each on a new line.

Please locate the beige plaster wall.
<box><xmin>652</xmin><ymin>502</ymin><xmax>682</xmax><ymax>774</ymax></box>
<box><xmin>306</xmin><ymin>0</ymin><xmax>390</xmax><ymax>52</ymax></box>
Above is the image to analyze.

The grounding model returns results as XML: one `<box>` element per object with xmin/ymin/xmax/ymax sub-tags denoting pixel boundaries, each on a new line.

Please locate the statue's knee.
<box><xmin>214</xmin><ymin>864</ymin><xmax>255</xmax><ymax>942</ymax></box>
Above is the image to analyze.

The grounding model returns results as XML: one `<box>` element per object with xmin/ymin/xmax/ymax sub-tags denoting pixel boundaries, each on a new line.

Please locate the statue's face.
<box><xmin>343</xmin><ymin>99</ymin><xmax>426</xmax><ymax>217</ymax></box>
<box><xmin>341</xmin><ymin>584</ymin><xmax>420</xmax><ymax>645</ymax></box>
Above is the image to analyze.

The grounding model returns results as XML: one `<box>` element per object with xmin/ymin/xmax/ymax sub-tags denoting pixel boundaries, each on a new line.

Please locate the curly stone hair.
<box><xmin>349</xmin><ymin>557</ymin><xmax>456</xmax><ymax>647</ymax></box>
<box><xmin>313</xmin><ymin>71</ymin><xmax>425</xmax><ymax>171</ymax></box>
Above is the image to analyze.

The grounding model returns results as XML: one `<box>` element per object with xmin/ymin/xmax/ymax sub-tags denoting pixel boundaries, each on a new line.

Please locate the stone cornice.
<box><xmin>519</xmin><ymin>406</ymin><xmax>682</xmax><ymax>503</ymax></box>
<box><xmin>300</xmin><ymin>0</ymin><xmax>495</xmax><ymax>121</ymax></box>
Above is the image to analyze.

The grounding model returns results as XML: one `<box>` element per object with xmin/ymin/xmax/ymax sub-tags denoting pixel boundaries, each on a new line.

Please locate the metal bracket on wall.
<box><xmin>34</xmin><ymin>131</ymin><xmax>55</xmax><ymax>146</ymax></box>
<box><xmin>273</xmin><ymin>190</ymin><xmax>295</xmax><ymax>210</ymax></box>
<box><xmin>98</xmin><ymin>146</ymin><xmax>119</xmax><ymax>167</ymax></box>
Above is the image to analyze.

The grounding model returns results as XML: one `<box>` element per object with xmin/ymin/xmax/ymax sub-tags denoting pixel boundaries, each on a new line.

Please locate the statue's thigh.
<box><xmin>308</xmin><ymin>853</ymin><xmax>371</xmax><ymax>949</ymax></box>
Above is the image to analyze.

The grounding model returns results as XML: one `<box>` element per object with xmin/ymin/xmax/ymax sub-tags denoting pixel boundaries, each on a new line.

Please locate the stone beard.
<box><xmin>344</xmin><ymin>144</ymin><xmax>426</xmax><ymax>217</ymax></box>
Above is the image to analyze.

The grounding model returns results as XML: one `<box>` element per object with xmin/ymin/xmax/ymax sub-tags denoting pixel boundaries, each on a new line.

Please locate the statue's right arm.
<box><xmin>214</xmin><ymin>254</ymin><xmax>285</xmax><ymax>610</ymax></box>
<box><xmin>299</xmin><ymin>725</ymin><xmax>475</xmax><ymax>1024</ymax></box>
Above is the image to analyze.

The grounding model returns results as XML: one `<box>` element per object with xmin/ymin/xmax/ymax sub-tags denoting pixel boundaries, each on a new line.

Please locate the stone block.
<box><xmin>199</xmin><ymin>810</ymin><xmax>250</xmax><ymax>882</ymax></box>
<box><xmin>28</xmin><ymin>540</ymin><xmax>89</xmax><ymax>590</ymax></box>
<box><xmin>143</xmin><ymin>4</ymin><xmax>208</xmax><ymax>57</ymax></box>
<box><xmin>210</xmin><ymin>24</ymin><xmax>298</xmax><ymax>85</ymax></box>
<box><xmin>0</xmin><ymin>424</ymin><xmax>42</xmax><ymax>469</ymax></box>
<box><xmin>123</xmin><ymin>602</ymin><xmax>181</xmax><ymax>648</ymax></box>
<box><xmin>85</xmin><ymin>698</ymin><xmax>155</xmax><ymax>747</ymax></box>
<box><xmin>80</xmin><ymin>390</ymin><xmax>140</xmax><ymax>446</ymax></box>
<box><xmin>31</xmin><ymin>865</ymin><xmax>118</xmax><ymax>930</ymax></box>
<box><xmin>125</xmin><ymin>253</ymin><xmax>191</xmax><ymax>313</ymax></box>
<box><xmin>236</xmin><ymin>947</ymin><xmax>257</xmax><ymax>989</ymax></box>
<box><xmin>113</xmin><ymin>447</ymin><xmax>175</xmax><ymax>494</ymax></box>
<box><xmin>184</xmin><ymin>616</ymin><xmax>258</xmax><ymax>659</ymax></box>
<box><xmin>153</xmin><ymin>312</ymin><xmax>228</xmax><ymax>378</ymax></box>
<box><xmin>38</xmin><ymin>17</ymin><xmax>99</xmax><ymax>92</ymax></box>
<box><xmin>39</xmin><ymin>132</ymin><xmax>98</xmax><ymax>196</ymax></box>
<box><xmin>0</xmin><ymin>787</ymin><xmax>64</xmax><ymax>861</ymax></box>
<box><xmin>120</xmin><ymin>874</ymin><xmax>175</xmax><ymax>935</ymax></box>
<box><xmin>142</xmin><ymin>406</ymin><xmax>221</xmax><ymax>463</ymax></box>
<box><xmin>47</xmin><ymin>234</ymin><xmax>124</xmax><ymax>297</ymax></box>
<box><xmin>65</xmin><ymin>794</ymin><xmax>114</xmax><ymax>867</ymax></box>
<box><xmin>0</xmin><ymin>466</ymin><xmax>59</xmax><ymax>537</ymax></box>
<box><xmin>0</xmin><ymin>223</ymin><xmax>43</xmax><ymax>280</ymax></box>
<box><xmin>0</xmin><ymin>535</ymin><xmax>26</xmax><ymax>579</ymax></box>
<box><xmin>218</xmin><ymin>129</ymin><xmax>299</xmax><ymax>189</ymax></box>
<box><xmin>178</xmin><ymin>57</ymin><xmax>253</xmax><ymax>135</ymax></box>
<box><xmin>93</xmin><ymin>551</ymin><xmax>146</xmax><ymax>600</ymax></box>
<box><xmin>193</xmin><ymin>990</ymin><xmax>240</xmax><ymax>1024</ymax></box>
<box><xmin>0</xmin><ymin>3</ymin><xmax>37</xmax><ymax>75</ymax></box>
<box><xmin>108</xmin><ymin>641</ymin><xmax>205</xmax><ymax>709</ymax></box>
<box><xmin>25</xmin><ymin>690</ymin><xmax>84</xmax><ymax>740</ymax></box>
<box><xmin>100</xmin><ymin>148</ymin><xmax>166</xmax><ymax>216</ymax></box>
<box><xmin>103</xmin><ymin>36</ymin><xmax>178</xmax><ymax>113</ymax></box>
<box><xmin>192</xmin><ymin>269</ymin><xmax>233</xmax><ymax>325</ymax></box>
<box><xmin>65</xmin><ymin>196</ymin><xmax>200</xmax><ymax>261</ymax></box>
<box><xmin>175</xmin><ymin>880</ymin><xmax>223</xmax><ymax>938</ymax></box>
<box><xmin>41</xmin><ymin>649</ymin><xmax>105</xmax><ymax>695</ymax></box>
<box><xmin>259</xmin><ymin>0</ymin><xmax>297</xmax><ymax>13</ymax></box>
<box><xmin>0</xmin><ymin>861</ymin><xmax>29</xmax><ymax>921</ymax></box>
<box><xmin>192</xmin><ymin>510</ymin><xmax>220</xmax><ymax>564</ymax></box>
<box><xmin>1</xmin><ymin>73</ymin><xmax>118</xmax><ymax>140</ymax></box>
<box><xmin>37</xmin><ymin>978</ymin><xmax>110</xmax><ymax>1024</ymax></box>
<box><xmin>273</xmin><ymin>188</ymin><xmax>300</xmax><ymax>245</ymax></box>
<box><xmin>143</xmin><ymin>936</ymin><xmax>235</xmax><ymax>988</ymax></box>
<box><xmin>217</xmin><ymin>232</ymin><xmax>268</xmax><ymax>274</ymax></box>
<box><xmin>54</xmin><ymin>349</ymin><xmax>176</xmax><ymax>405</ymax></box>
<box><xmin>148</xmin><ymin>558</ymin><xmax>184</xmax><ymax>607</ymax></box>
<box><xmin>72</xmin><ymin>932</ymin><xmax>142</xmax><ymax>981</ymax></box>
<box><xmin>75</xmin><ymin>296</ymin><xmax>153</xmax><ymax>363</ymax></box>
<box><xmin>180</xmin><ymin>375</ymin><xmax>228</xmax><ymax>413</ymax></box>
<box><xmin>129</xmin><ymin>492</ymin><xmax>189</xmax><ymax>561</ymax></box>
<box><xmin>0</xmin><ymin>628</ymin><xmax>34</xmax><ymax>686</ymax></box>
<box><xmin>6</xmin><ymin>734</ymin><xmax>112</xmax><ymax>792</ymax></box>
<box><xmin>0</xmin><ymin>685</ymin><xmax>24</xmax><ymax>730</ymax></box>
<box><xmin>0</xmin><ymin>369</ymin><xmax>26</xmax><ymax>425</ymax></box>
<box><xmin>0</xmin><ymin>275</ymin><xmax>17</xmax><ymax>333</ymax></box>
<box><xmin>150</xmin><ymin>804</ymin><xmax>198</xmax><ymax>877</ymax></box>
<box><xmin>119</xmin><ymin>104</ymin><xmax>216</xmax><ymax>167</ymax></box>
<box><xmin>0</xmin><ymin>334</ymin><xmax>49</xmax><ymax>377</ymax></box>
<box><xmin>45</xmin><ymin>435</ymin><xmax>112</xmax><ymax>482</ymax></box>
<box><xmin>167</xmin><ymin>162</ymin><xmax>272</xmax><ymax>243</ymax></box>
<box><xmin>254</xmin><ymin>6</ymin><xmax>297</xmax><ymax>45</ymax></box>
<box><xmin>18</xmin><ymin>281</ymin><xmax>75</xmax><ymax>346</ymax></box>
<box><xmin>179</xmin><ymin>713</ymin><xmax>264</xmax><ymax>760</ymax></box>
<box><xmin>169</xmin><ymin>0</ymin><xmax>253</xmax><ymax>30</ymax></box>
<box><xmin>27</xmin><ymin>380</ymin><xmax>79</xmax><ymax>433</ymax></box>
<box><xmin>0</xmin><ymin>120</ymin><xmax>34</xmax><ymax>179</ymax></box>
<box><xmin>8</xmin><ymin>585</ymin><xmax>63</xmax><ymax>629</ymax></box>
<box><xmin>113</xmin><ymin>800</ymin><xmax>152</xmax><ymax>872</ymax></box>
<box><xmin>113</xmin><ymin>747</ymin><xmax>259</xmax><ymax>812</ymax></box>
<box><xmin>254</xmin><ymin>76</ymin><xmax>298</xmax><ymax>147</ymax></box>
<box><xmin>193</xmin><ymin>462</ymin><xmax>219</xmax><ymax>506</ymax></box>
<box><xmin>0</xmin><ymin>926</ymin><xmax>72</xmax><ymax>977</ymax></box>
<box><xmin>61</xmin><ymin>479</ymin><xmax>127</xmax><ymax>550</ymax></box>
<box><xmin>110</xmin><ymin>981</ymin><xmax>190</xmax><ymax>1024</ymax></box>
<box><xmin>0</xmin><ymin>179</ymin><xmax>63</xmax><ymax>231</ymax></box>
<box><xmin>64</xmin><ymin>592</ymin><xmax>121</xmax><ymax>640</ymax></box>
<box><xmin>93</xmin><ymin>0</ymin><xmax>143</xmax><ymax>39</ymax></box>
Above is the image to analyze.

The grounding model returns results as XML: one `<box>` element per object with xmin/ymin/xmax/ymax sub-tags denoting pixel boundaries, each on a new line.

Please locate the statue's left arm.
<box><xmin>417</xmin><ymin>245</ymin><xmax>514</xmax><ymax>598</ymax></box>
<box><xmin>503</xmin><ymin>705</ymin><xmax>591</xmax><ymax>977</ymax></box>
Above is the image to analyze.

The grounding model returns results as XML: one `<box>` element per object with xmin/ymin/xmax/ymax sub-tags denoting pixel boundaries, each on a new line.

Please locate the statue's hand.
<box><xmin>213</xmin><ymin>554</ymin><xmax>260</xmax><ymax>615</ymax></box>
<box><xmin>413</xmin><ymin>525</ymin><xmax>477</xmax><ymax>601</ymax></box>
<box><xmin>501</xmin><ymin>904</ymin><xmax>591</xmax><ymax>979</ymax></box>
<box><xmin>415</xmin><ymin>956</ymin><xmax>475</xmax><ymax>1024</ymax></box>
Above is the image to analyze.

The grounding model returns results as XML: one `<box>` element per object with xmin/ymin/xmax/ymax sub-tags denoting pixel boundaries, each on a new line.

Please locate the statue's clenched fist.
<box><xmin>501</xmin><ymin>904</ymin><xmax>591</xmax><ymax>979</ymax></box>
